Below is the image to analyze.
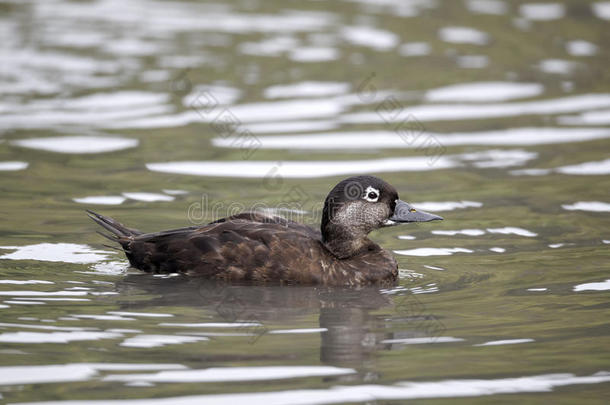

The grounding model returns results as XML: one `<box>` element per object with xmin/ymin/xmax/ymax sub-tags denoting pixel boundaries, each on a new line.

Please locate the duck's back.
<box><xmin>124</xmin><ymin>212</ymin><xmax>328</xmax><ymax>282</ymax></box>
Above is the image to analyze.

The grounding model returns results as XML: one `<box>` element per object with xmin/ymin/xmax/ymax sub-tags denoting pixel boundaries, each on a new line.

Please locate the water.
<box><xmin>1</xmin><ymin>0</ymin><xmax>609</xmax><ymax>403</ymax></box>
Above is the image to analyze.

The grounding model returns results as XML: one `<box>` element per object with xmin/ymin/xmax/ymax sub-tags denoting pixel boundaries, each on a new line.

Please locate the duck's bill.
<box><xmin>384</xmin><ymin>199</ymin><xmax>443</xmax><ymax>226</ymax></box>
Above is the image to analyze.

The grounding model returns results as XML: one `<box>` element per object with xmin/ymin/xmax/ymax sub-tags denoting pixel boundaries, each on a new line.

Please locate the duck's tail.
<box><xmin>86</xmin><ymin>210</ymin><xmax>143</xmax><ymax>249</ymax></box>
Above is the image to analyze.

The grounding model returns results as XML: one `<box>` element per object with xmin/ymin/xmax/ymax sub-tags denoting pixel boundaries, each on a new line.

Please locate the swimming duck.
<box><xmin>88</xmin><ymin>175</ymin><xmax>442</xmax><ymax>285</ymax></box>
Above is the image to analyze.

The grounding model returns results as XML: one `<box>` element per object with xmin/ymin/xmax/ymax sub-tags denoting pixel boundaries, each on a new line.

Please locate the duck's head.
<box><xmin>321</xmin><ymin>175</ymin><xmax>442</xmax><ymax>258</ymax></box>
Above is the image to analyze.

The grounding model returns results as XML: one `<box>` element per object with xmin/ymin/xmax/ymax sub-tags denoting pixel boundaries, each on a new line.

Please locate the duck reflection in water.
<box><xmin>117</xmin><ymin>275</ymin><xmax>444</xmax><ymax>375</ymax></box>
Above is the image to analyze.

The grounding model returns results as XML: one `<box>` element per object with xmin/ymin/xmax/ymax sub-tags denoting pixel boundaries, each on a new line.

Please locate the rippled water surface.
<box><xmin>1</xmin><ymin>0</ymin><xmax>609</xmax><ymax>403</ymax></box>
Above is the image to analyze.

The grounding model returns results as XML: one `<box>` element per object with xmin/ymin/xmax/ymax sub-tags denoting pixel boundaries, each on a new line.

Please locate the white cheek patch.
<box><xmin>363</xmin><ymin>186</ymin><xmax>380</xmax><ymax>202</ymax></box>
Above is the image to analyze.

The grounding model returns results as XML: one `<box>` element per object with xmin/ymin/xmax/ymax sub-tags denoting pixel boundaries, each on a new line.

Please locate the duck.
<box><xmin>88</xmin><ymin>175</ymin><xmax>442</xmax><ymax>286</ymax></box>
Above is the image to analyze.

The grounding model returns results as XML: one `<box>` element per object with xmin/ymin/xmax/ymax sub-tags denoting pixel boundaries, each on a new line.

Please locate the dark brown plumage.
<box><xmin>88</xmin><ymin>176</ymin><xmax>443</xmax><ymax>286</ymax></box>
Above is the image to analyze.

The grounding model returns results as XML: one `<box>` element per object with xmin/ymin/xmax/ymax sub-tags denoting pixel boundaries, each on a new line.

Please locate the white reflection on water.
<box><xmin>438</xmin><ymin>26</ymin><xmax>489</xmax><ymax>45</ymax></box>
<box><xmin>182</xmin><ymin>332</ymin><xmax>254</xmax><ymax>337</ymax></box>
<box><xmin>344</xmin><ymin>0</ymin><xmax>437</xmax><ymax>17</ymax></box>
<box><xmin>34</xmin><ymin>1</ymin><xmax>336</xmax><ymax>34</ymax></box>
<box><xmin>264</xmin><ymin>82</ymin><xmax>350</xmax><ymax>99</ymax></box>
<box><xmin>107</xmin><ymin>311</ymin><xmax>174</xmax><ymax>318</ymax></box>
<box><xmin>103</xmin><ymin>365</ymin><xmax>355</xmax><ymax>383</ymax></box>
<box><xmin>566</xmin><ymin>40</ymin><xmax>598</xmax><ymax>57</ymax></box>
<box><xmin>592</xmin><ymin>2</ymin><xmax>610</xmax><ymax>20</ymax></box>
<box><xmin>74</xmin><ymin>190</ymin><xmax>182</xmax><ymax>205</ymax></box>
<box><xmin>520</xmin><ymin>3</ymin><xmax>565</xmax><ymax>21</ymax></box>
<box><xmin>398</xmin><ymin>42</ymin><xmax>431</xmax><ymax>57</ymax></box>
<box><xmin>425</xmin><ymin>82</ymin><xmax>543</xmax><ymax>102</ymax></box>
<box><xmin>162</xmin><ymin>189</ymin><xmax>188</xmax><ymax>195</ymax></box>
<box><xmin>0</xmin><ymin>48</ymin><xmax>127</xmax><ymax>95</ymax></box>
<box><xmin>240</xmin><ymin>35</ymin><xmax>300</xmax><ymax>57</ymax></box>
<box><xmin>0</xmin><ymin>363</ymin><xmax>186</xmax><ymax>386</ymax></box>
<box><xmin>3</xmin><ymin>301</ymin><xmax>45</xmax><ymax>305</ymax></box>
<box><xmin>1</xmin><ymin>91</ymin><xmax>171</xmax><ymax>130</ymax></box>
<box><xmin>0</xmin><ymin>243</ymin><xmax>126</xmax><ymax>275</ymax></box>
<box><xmin>3</xmin><ymin>106</ymin><xmax>172</xmax><ymax>130</ymax></box>
<box><xmin>113</xmin><ymin>95</ymin><xmax>367</xmax><ymax>130</ymax></box>
<box><xmin>555</xmin><ymin>158</ymin><xmax>610</xmax><ymax>175</ymax></box>
<box><xmin>381</xmin><ymin>337</ymin><xmax>463</xmax><ymax>344</ymax></box>
<box><xmin>466</xmin><ymin>0</ymin><xmax>507</xmax><ymax>15</ymax></box>
<box><xmin>341</xmin><ymin>94</ymin><xmax>610</xmax><ymax>123</ymax></box>
<box><xmin>394</xmin><ymin>247</ymin><xmax>474</xmax><ymax>257</ymax></box>
<box><xmin>511</xmin><ymin>158</ymin><xmax>610</xmax><ymax>176</ymax></box>
<box><xmin>70</xmin><ymin>314</ymin><xmax>136</xmax><ymax>321</ymax></box>
<box><xmin>269</xmin><ymin>328</ymin><xmax>328</xmax><ymax>334</ymax></box>
<box><xmin>487</xmin><ymin>227</ymin><xmax>538</xmax><ymax>237</ymax></box>
<box><xmin>245</xmin><ymin>120</ymin><xmax>339</xmax><ymax>134</ymax></box>
<box><xmin>90</xmin><ymin>261</ymin><xmax>129</xmax><ymax>275</ymax></box>
<box><xmin>14</xmin><ymin>372</ymin><xmax>610</xmax><ymax>404</ymax></box>
<box><xmin>288</xmin><ymin>47</ymin><xmax>340</xmax><ymax>63</ymax></box>
<box><xmin>120</xmin><ymin>334</ymin><xmax>208</xmax><ymax>348</ymax></box>
<box><xmin>0</xmin><ymin>162</ymin><xmax>29</xmax><ymax>171</ymax></box>
<box><xmin>558</xmin><ymin>109</ymin><xmax>610</xmax><ymax>125</ymax></box>
<box><xmin>47</xmin><ymin>89</ymin><xmax>610</xmax><ymax>132</ymax></box>
<box><xmin>341</xmin><ymin>26</ymin><xmax>399</xmax><ymax>50</ymax></box>
<box><xmin>25</xmin><ymin>91</ymin><xmax>168</xmax><ymax>112</ymax></box>
<box><xmin>102</xmin><ymin>38</ymin><xmax>167</xmax><ymax>57</ymax></box>
<box><xmin>573</xmin><ymin>279</ymin><xmax>610</xmax><ymax>292</ymax></box>
<box><xmin>147</xmin><ymin>156</ymin><xmax>456</xmax><ymax>178</ymax></box>
<box><xmin>140</xmin><ymin>70</ymin><xmax>171</xmax><ymax>83</ymax></box>
<box><xmin>159</xmin><ymin>322</ymin><xmax>262</xmax><ymax>328</ymax></box>
<box><xmin>0</xmin><ymin>280</ymin><xmax>54</xmax><ymax>285</ymax></box>
<box><xmin>147</xmin><ymin>149</ymin><xmax>536</xmax><ymax>178</ymax></box>
<box><xmin>475</xmin><ymin>338</ymin><xmax>534</xmax><ymax>346</ymax></box>
<box><xmin>538</xmin><ymin>59</ymin><xmax>579</xmax><ymax>75</ymax></box>
<box><xmin>227</xmin><ymin>99</ymin><xmax>347</xmax><ymax>122</ymax></box>
<box><xmin>73</xmin><ymin>196</ymin><xmax>127</xmax><ymax>205</ymax></box>
<box><xmin>12</xmin><ymin>136</ymin><xmax>139</xmax><ymax>154</ymax></box>
<box><xmin>410</xmin><ymin>285</ymin><xmax>439</xmax><ymax>294</ymax></box>
<box><xmin>121</xmin><ymin>192</ymin><xmax>175</xmax><ymax>202</ymax></box>
<box><xmin>561</xmin><ymin>201</ymin><xmax>610</xmax><ymax>212</ymax></box>
<box><xmin>0</xmin><ymin>291</ymin><xmax>89</xmax><ymax>297</ymax></box>
<box><xmin>9</xmin><ymin>298</ymin><xmax>90</xmax><ymax>302</ymax></box>
<box><xmin>0</xmin><ymin>243</ymin><xmax>113</xmax><ymax>264</ymax></box>
<box><xmin>214</xmin><ymin>128</ymin><xmax>610</xmax><ymax>150</ymax></box>
<box><xmin>432</xmin><ymin>229</ymin><xmax>486</xmax><ymax>236</ymax></box>
<box><xmin>0</xmin><ymin>331</ymin><xmax>122</xmax><ymax>344</ymax></box>
<box><xmin>423</xmin><ymin>265</ymin><xmax>445</xmax><ymax>271</ymax></box>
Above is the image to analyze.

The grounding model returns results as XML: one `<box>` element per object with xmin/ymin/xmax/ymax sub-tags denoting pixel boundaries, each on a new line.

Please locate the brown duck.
<box><xmin>88</xmin><ymin>175</ymin><xmax>442</xmax><ymax>285</ymax></box>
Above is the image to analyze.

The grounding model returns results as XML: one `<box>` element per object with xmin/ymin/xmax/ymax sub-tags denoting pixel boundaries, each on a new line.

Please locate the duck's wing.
<box><xmin>124</xmin><ymin>212</ymin><xmax>323</xmax><ymax>280</ymax></box>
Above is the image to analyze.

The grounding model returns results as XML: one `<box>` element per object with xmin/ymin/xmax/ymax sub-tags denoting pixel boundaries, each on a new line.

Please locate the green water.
<box><xmin>0</xmin><ymin>0</ymin><xmax>609</xmax><ymax>403</ymax></box>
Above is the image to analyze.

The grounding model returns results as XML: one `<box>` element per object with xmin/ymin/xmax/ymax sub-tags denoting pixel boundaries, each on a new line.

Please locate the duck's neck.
<box><xmin>321</xmin><ymin>222</ymin><xmax>376</xmax><ymax>259</ymax></box>
<box><xmin>321</xmin><ymin>198</ymin><xmax>380</xmax><ymax>259</ymax></box>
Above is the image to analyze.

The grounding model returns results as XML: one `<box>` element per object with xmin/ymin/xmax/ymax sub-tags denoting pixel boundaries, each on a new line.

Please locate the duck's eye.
<box><xmin>363</xmin><ymin>186</ymin><xmax>380</xmax><ymax>202</ymax></box>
